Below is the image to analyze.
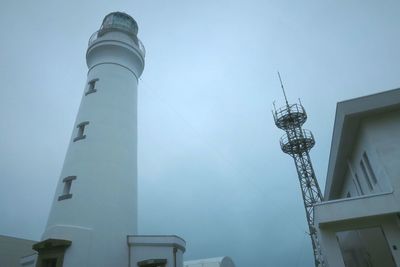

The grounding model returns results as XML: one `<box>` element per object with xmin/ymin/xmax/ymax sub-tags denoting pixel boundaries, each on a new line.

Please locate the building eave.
<box><xmin>325</xmin><ymin>88</ymin><xmax>400</xmax><ymax>200</ymax></box>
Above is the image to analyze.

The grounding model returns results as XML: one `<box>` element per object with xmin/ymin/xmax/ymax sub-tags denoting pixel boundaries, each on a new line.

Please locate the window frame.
<box><xmin>58</xmin><ymin>176</ymin><xmax>77</xmax><ymax>201</ymax></box>
<box><xmin>360</xmin><ymin>160</ymin><xmax>373</xmax><ymax>191</ymax></box>
<box><xmin>85</xmin><ymin>78</ymin><xmax>99</xmax><ymax>96</ymax></box>
<box><xmin>73</xmin><ymin>121</ymin><xmax>89</xmax><ymax>142</ymax></box>
<box><xmin>362</xmin><ymin>152</ymin><xmax>378</xmax><ymax>184</ymax></box>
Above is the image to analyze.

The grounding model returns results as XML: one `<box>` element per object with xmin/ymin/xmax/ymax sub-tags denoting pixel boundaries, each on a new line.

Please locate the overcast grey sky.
<box><xmin>1</xmin><ymin>1</ymin><xmax>400</xmax><ymax>266</ymax></box>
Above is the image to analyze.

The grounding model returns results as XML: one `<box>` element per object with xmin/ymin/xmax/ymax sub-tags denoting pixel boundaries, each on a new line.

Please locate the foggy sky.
<box><xmin>1</xmin><ymin>1</ymin><xmax>400</xmax><ymax>266</ymax></box>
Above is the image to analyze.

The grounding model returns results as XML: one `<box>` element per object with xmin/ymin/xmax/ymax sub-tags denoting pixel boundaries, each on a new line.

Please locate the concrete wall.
<box><xmin>363</xmin><ymin>110</ymin><xmax>400</xmax><ymax>191</ymax></box>
<box><xmin>0</xmin><ymin>235</ymin><xmax>36</xmax><ymax>267</ymax></box>
<box><xmin>338</xmin><ymin>110</ymin><xmax>400</xmax><ymax>198</ymax></box>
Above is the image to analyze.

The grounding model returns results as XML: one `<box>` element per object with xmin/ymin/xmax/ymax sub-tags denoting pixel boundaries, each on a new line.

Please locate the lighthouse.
<box><xmin>33</xmin><ymin>12</ymin><xmax>145</xmax><ymax>267</ymax></box>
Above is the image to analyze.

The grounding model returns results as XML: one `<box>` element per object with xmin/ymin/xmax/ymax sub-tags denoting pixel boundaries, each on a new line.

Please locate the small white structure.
<box><xmin>184</xmin><ymin>257</ymin><xmax>235</xmax><ymax>267</ymax></box>
<box><xmin>314</xmin><ymin>88</ymin><xmax>400</xmax><ymax>266</ymax></box>
<box><xmin>129</xmin><ymin>235</ymin><xmax>186</xmax><ymax>267</ymax></box>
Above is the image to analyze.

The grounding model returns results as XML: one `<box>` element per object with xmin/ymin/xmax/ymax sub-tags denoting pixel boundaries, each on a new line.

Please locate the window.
<box><xmin>85</xmin><ymin>78</ymin><xmax>99</xmax><ymax>95</ymax></box>
<box><xmin>360</xmin><ymin>160</ymin><xmax>373</xmax><ymax>191</ymax></box>
<box><xmin>58</xmin><ymin>176</ymin><xmax>76</xmax><ymax>201</ymax></box>
<box><xmin>336</xmin><ymin>227</ymin><xmax>396</xmax><ymax>267</ymax></box>
<box><xmin>137</xmin><ymin>259</ymin><xmax>167</xmax><ymax>267</ymax></box>
<box><xmin>363</xmin><ymin>152</ymin><xmax>378</xmax><ymax>184</ymax></box>
<box><xmin>347</xmin><ymin>160</ymin><xmax>364</xmax><ymax>196</ymax></box>
<box><xmin>354</xmin><ymin>173</ymin><xmax>364</xmax><ymax>195</ymax></box>
<box><xmin>73</xmin><ymin>121</ymin><xmax>89</xmax><ymax>142</ymax></box>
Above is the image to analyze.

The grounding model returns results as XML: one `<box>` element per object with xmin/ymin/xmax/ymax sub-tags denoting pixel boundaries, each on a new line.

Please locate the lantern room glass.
<box><xmin>100</xmin><ymin>12</ymin><xmax>138</xmax><ymax>35</ymax></box>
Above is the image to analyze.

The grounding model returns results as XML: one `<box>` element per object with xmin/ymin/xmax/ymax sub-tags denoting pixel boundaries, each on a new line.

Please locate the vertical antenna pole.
<box><xmin>277</xmin><ymin>71</ymin><xmax>289</xmax><ymax>106</ymax></box>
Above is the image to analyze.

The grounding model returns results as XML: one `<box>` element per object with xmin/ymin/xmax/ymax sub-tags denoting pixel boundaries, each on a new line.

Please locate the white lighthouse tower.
<box><xmin>33</xmin><ymin>12</ymin><xmax>145</xmax><ymax>267</ymax></box>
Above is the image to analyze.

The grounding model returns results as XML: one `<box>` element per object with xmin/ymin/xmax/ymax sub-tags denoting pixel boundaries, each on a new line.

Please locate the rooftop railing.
<box><xmin>280</xmin><ymin>129</ymin><xmax>315</xmax><ymax>154</ymax></box>
<box><xmin>273</xmin><ymin>103</ymin><xmax>308</xmax><ymax>130</ymax></box>
<box><xmin>88</xmin><ymin>29</ymin><xmax>146</xmax><ymax>58</ymax></box>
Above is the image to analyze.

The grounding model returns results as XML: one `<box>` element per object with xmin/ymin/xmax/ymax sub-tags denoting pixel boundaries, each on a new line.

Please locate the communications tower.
<box><xmin>272</xmin><ymin>73</ymin><xmax>325</xmax><ymax>267</ymax></box>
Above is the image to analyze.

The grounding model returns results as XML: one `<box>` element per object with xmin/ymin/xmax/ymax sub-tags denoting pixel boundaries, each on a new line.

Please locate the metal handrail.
<box><xmin>274</xmin><ymin>103</ymin><xmax>306</xmax><ymax>118</ymax></box>
<box><xmin>88</xmin><ymin>30</ymin><xmax>146</xmax><ymax>57</ymax></box>
<box><xmin>280</xmin><ymin>129</ymin><xmax>315</xmax><ymax>154</ymax></box>
<box><xmin>280</xmin><ymin>129</ymin><xmax>314</xmax><ymax>145</ymax></box>
<box><xmin>273</xmin><ymin>102</ymin><xmax>308</xmax><ymax>130</ymax></box>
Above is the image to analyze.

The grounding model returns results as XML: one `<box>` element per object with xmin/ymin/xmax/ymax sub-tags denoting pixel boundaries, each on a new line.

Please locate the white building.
<box><xmin>184</xmin><ymin>257</ymin><xmax>235</xmax><ymax>267</ymax></box>
<box><xmin>314</xmin><ymin>88</ymin><xmax>400</xmax><ymax>266</ymax></box>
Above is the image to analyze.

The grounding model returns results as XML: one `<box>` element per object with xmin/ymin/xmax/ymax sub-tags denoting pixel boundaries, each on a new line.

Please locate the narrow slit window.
<box><xmin>352</xmin><ymin>179</ymin><xmax>360</xmax><ymax>195</ymax></box>
<box><xmin>363</xmin><ymin>152</ymin><xmax>378</xmax><ymax>184</ymax></box>
<box><xmin>360</xmin><ymin>160</ymin><xmax>373</xmax><ymax>191</ymax></box>
<box><xmin>73</xmin><ymin>121</ymin><xmax>89</xmax><ymax>142</ymax></box>
<box><xmin>354</xmin><ymin>173</ymin><xmax>364</xmax><ymax>195</ymax></box>
<box><xmin>85</xmin><ymin>78</ymin><xmax>99</xmax><ymax>96</ymax></box>
<box><xmin>58</xmin><ymin>176</ymin><xmax>76</xmax><ymax>201</ymax></box>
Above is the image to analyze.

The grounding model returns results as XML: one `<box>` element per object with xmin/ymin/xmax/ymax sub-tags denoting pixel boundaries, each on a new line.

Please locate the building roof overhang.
<box><xmin>325</xmin><ymin>88</ymin><xmax>400</xmax><ymax>200</ymax></box>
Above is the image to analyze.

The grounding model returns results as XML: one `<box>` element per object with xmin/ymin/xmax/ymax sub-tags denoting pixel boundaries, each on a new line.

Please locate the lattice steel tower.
<box><xmin>272</xmin><ymin>73</ymin><xmax>325</xmax><ymax>267</ymax></box>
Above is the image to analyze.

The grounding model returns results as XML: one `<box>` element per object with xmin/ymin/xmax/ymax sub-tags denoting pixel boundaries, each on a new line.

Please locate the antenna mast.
<box><xmin>277</xmin><ymin>71</ymin><xmax>289</xmax><ymax>106</ymax></box>
<box><xmin>272</xmin><ymin>73</ymin><xmax>325</xmax><ymax>267</ymax></box>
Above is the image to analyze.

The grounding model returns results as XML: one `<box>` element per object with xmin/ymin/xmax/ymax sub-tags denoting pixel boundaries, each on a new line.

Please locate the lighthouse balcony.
<box><xmin>273</xmin><ymin>103</ymin><xmax>308</xmax><ymax>130</ymax></box>
<box><xmin>280</xmin><ymin>129</ymin><xmax>315</xmax><ymax>155</ymax></box>
<box><xmin>88</xmin><ymin>30</ymin><xmax>146</xmax><ymax>58</ymax></box>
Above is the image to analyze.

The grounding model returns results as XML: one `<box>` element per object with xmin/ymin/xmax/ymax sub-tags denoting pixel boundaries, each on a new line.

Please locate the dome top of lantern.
<box><xmin>100</xmin><ymin>12</ymin><xmax>138</xmax><ymax>36</ymax></box>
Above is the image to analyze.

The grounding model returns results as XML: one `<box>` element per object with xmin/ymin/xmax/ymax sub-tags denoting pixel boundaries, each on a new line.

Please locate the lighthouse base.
<box><xmin>32</xmin><ymin>239</ymin><xmax>71</xmax><ymax>267</ymax></box>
